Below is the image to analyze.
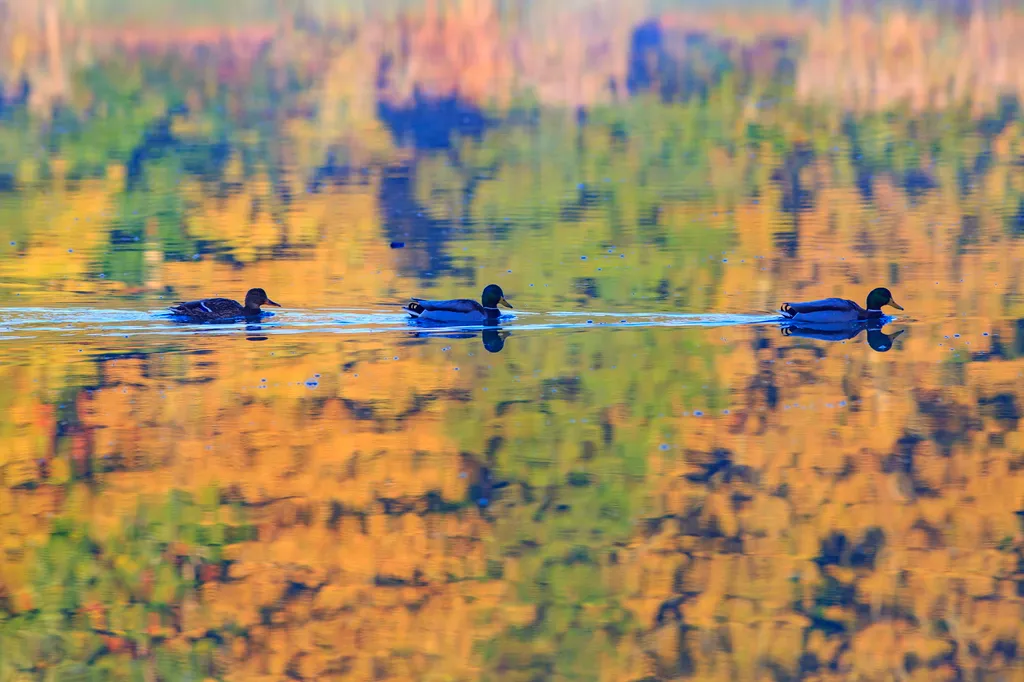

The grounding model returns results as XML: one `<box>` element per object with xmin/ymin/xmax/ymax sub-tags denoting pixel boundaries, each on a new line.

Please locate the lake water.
<box><xmin>0</xmin><ymin>4</ymin><xmax>1023</xmax><ymax>681</ymax></box>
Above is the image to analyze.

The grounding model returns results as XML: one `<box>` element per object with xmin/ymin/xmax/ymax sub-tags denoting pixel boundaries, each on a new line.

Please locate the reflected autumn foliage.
<box><xmin>0</xmin><ymin>2</ymin><xmax>1023</xmax><ymax>681</ymax></box>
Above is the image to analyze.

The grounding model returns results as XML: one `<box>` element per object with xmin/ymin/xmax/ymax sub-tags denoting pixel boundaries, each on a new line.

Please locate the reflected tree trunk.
<box><xmin>0</xmin><ymin>0</ymin><xmax>70</xmax><ymax>116</ymax></box>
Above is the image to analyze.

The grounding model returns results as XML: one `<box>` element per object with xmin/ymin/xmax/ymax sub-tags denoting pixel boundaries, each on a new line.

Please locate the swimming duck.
<box><xmin>780</xmin><ymin>287</ymin><xmax>903</xmax><ymax>325</ymax></box>
<box><xmin>168</xmin><ymin>287</ymin><xmax>280</xmax><ymax>321</ymax></box>
<box><xmin>404</xmin><ymin>284</ymin><xmax>512</xmax><ymax>324</ymax></box>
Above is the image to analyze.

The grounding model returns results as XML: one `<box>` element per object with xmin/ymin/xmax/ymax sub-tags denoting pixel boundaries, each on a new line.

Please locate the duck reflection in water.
<box><xmin>245</xmin><ymin>324</ymin><xmax>269</xmax><ymax>342</ymax></box>
<box><xmin>781</xmin><ymin>320</ymin><xmax>906</xmax><ymax>352</ymax></box>
<box><xmin>409</xmin><ymin>324</ymin><xmax>510</xmax><ymax>354</ymax></box>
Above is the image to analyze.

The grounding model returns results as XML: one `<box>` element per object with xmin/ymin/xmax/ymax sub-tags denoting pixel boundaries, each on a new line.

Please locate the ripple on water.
<box><xmin>0</xmin><ymin>307</ymin><xmax>789</xmax><ymax>342</ymax></box>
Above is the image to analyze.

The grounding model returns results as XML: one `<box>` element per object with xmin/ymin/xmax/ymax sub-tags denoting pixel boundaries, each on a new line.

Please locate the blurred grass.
<box><xmin>62</xmin><ymin>0</ymin><xmax>1005</xmax><ymax>28</ymax></box>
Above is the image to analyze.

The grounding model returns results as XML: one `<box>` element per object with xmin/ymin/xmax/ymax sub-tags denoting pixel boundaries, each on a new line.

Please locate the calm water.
<box><xmin>1</xmin><ymin>5</ymin><xmax>1024</xmax><ymax>681</ymax></box>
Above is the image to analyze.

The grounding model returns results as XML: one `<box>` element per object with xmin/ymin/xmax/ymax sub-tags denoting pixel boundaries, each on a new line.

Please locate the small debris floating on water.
<box><xmin>389</xmin><ymin>241</ymin><xmax>405</xmax><ymax>249</ymax></box>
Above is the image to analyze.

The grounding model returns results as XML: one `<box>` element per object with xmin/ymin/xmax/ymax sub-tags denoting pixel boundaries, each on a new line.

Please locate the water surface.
<box><xmin>1</xmin><ymin>4</ymin><xmax>1023</xmax><ymax>681</ymax></box>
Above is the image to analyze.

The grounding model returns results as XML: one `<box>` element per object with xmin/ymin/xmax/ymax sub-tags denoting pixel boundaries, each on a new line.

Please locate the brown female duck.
<box><xmin>168</xmin><ymin>288</ymin><xmax>280</xmax><ymax>321</ymax></box>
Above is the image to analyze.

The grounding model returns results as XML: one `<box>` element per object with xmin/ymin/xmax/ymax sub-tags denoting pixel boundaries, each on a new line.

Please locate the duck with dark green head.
<box><xmin>404</xmin><ymin>284</ymin><xmax>513</xmax><ymax>324</ymax></box>
<box><xmin>168</xmin><ymin>287</ymin><xmax>281</xmax><ymax>322</ymax></box>
<box><xmin>780</xmin><ymin>287</ymin><xmax>903</xmax><ymax>325</ymax></box>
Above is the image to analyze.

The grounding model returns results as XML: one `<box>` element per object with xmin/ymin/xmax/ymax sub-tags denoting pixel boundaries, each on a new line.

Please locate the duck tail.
<box><xmin>779</xmin><ymin>303</ymin><xmax>794</xmax><ymax>319</ymax></box>
<box><xmin>404</xmin><ymin>301</ymin><xmax>425</xmax><ymax>317</ymax></box>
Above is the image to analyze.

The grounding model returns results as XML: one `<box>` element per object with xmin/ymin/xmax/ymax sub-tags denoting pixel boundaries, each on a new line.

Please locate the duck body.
<box><xmin>404</xmin><ymin>299</ymin><xmax>502</xmax><ymax>324</ymax></box>
<box><xmin>168</xmin><ymin>288</ymin><xmax>280</xmax><ymax>322</ymax></box>
<box><xmin>780</xmin><ymin>287</ymin><xmax>903</xmax><ymax>326</ymax></box>
<box><xmin>780</xmin><ymin>298</ymin><xmax>881</xmax><ymax>324</ymax></box>
<box><xmin>405</xmin><ymin>284</ymin><xmax>512</xmax><ymax>325</ymax></box>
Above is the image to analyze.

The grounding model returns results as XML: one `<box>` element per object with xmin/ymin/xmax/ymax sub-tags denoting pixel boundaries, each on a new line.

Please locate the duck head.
<box><xmin>244</xmin><ymin>288</ymin><xmax>281</xmax><ymax>312</ymax></box>
<box><xmin>481</xmin><ymin>284</ymin><xmax>512</xmax><ymax>309</ymax></box>
<box><xmin>866</xmin><ymin>287</ymin><xmax>903</xmax><ymax>312</ymax></box>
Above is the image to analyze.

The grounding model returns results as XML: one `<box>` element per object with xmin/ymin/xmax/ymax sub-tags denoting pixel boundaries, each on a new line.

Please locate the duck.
<box><xmin>404</xmin><ymin>284</ymin><xmax>512</xmax><ymax>324</ymax></box>
<box><xmin>780</xmin><ymin>287</ymin><xmax>903</xmax><ymax>325</ymax></box>
<box><xmin>168</xmin><ymin>287</ymin><xmax>280</xmax><ymax>322</ymax></box>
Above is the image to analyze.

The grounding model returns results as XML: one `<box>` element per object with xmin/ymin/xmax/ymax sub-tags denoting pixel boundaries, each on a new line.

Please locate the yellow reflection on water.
<box><xmin>1</xmin><ymin>11</ymin><xmax>1024</xmax><ymax>682</ymax></box>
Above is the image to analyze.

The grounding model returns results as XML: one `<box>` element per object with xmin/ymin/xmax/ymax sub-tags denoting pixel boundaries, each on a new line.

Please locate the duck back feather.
<box><xmin>404</xmin><ymin>298</ymin><xmax>497</xmax><ymax>323</ymax></box>
<box><xmin>168</xmin><ymin>298</ymin><xmax>246</xmax><ymax>321</ymax></box>
<box><xmin>780</xmin><ymin>297</ymin><xmax>878</xmax><ymax>324</ymax></box>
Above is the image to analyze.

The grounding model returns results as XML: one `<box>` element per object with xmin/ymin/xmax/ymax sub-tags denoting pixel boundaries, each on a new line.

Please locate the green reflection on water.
<box><xmin>0</xmin><ymin>4</ymin><xmax>1023</xmax><ymax>681</ymax></box>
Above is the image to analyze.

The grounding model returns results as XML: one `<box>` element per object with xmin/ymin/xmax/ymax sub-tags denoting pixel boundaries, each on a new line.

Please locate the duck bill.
<box><xmin>498</xmin><ymin>297</ymin><xmax>513</xmax><ymax>309</ymax></box>
<box><xmin>265</xmin><ymin>299</ymin><xmax>281</xmax><ymax>307</ymax></box>
<box><xmin>887</xmin><ymin>299</ymin><xmax>904</xmax><ymax>311</ymax></box>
